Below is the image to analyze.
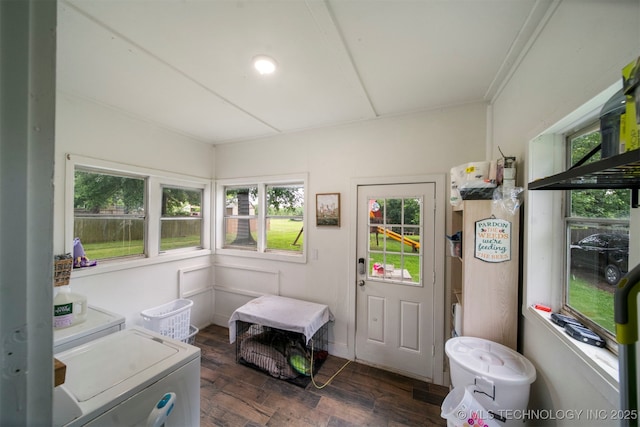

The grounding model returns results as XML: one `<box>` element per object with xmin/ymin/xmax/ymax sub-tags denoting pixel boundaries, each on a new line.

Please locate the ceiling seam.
<box><xmin>304</xmin><ymin>0</ymin><xmax>378</xmax><ymax>118</ymax></box>
<box><xmin>62</xmin><ymin>0</ymin><xmax>282</xmax><ymax>135</ymax></box>
<box><xmin>58</xmin><ymin>89</ymin><xmax>231</xmax><ymax>146</ymax></box>
<box><xmin>487</xmin><ymin>0</ymin><xmax>562</xmax><ymax>105</ymax></box>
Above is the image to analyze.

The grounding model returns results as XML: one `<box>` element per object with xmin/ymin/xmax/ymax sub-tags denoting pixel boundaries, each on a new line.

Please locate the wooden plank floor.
<box><xmin>195</xmin><ymin>324</ymin><xmax>448</xmax><ymax>427</ymax></box>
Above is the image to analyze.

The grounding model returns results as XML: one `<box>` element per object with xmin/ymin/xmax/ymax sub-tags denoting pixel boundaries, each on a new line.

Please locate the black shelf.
<box><xmin>528</xmin><ymin>149</ymin><xmax>640</xmax><ymax>191</ymax></box>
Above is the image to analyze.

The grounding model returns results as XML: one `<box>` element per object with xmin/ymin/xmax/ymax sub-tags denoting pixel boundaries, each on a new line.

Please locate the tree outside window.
<box><xmin>565</xmin><ymin>124</ymin><xmax>630</xmax><ymax>343</ymax></box>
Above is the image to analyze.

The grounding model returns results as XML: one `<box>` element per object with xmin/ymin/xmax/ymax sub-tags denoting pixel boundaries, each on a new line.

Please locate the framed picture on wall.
<box><xmin>316</xmin><ymin>193</ymin><xmax>340</xmax><ymax>227</ymax></box>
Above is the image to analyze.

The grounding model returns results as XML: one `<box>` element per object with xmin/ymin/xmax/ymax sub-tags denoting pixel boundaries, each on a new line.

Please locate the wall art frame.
<box><xmin>316</xmin><ymin>193</ymin><xmax>340</xmax><ymax>227</ymax></box>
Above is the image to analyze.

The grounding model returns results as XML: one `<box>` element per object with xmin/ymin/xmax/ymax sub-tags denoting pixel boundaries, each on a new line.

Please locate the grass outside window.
<box><xmin>568</xmin><ymin>275</ymin><xmax>615</xmax><ymax>333</ymax></box>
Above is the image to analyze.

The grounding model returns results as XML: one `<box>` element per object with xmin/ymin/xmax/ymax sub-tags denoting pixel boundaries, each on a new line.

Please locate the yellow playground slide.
<box><xmin>375</xmin><ymin>226</ymin><xmax>420</xmax><ymax>251</ymax></box>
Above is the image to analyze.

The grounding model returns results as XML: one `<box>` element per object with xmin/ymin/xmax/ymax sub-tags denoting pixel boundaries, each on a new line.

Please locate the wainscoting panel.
<box><xmin>212</xmin><ymin>263</ymin><xmax>280</xmax><ymax>327</ymax></box>
<box><xmin>178</xmin><ymin>264</ymin><xmax>213</xmax><ymax>329</ymax></box>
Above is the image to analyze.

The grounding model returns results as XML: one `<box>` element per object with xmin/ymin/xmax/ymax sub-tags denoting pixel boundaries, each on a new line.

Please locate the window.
<box><xmin>218</xmin><ymin>175</ymin><xmax>306</xmax><ymax>260</ymax></box>
<box><xmin>367</xmin><ymin>197</ymin><xmax>421</xmax><ymax>284</ymax></box>
<box><xmin>74</xmin><ymin>168</ymin><xmax>146</xmax><ymax>261</ymax></box>
<box><xmin>265</xmin><ymin>184</ymin><xmax>304</xmax><ymax>253</ymax></box>
<box><xmin>223</xmin><ymin>185</ymin><xmax>258</xmax><ymax>250</ymax></box>
<box><xmin>564</xmin><ymin>123</ymin><xmax>630</xmax><ymax>347</ymax></box>
<box><xmin>67</xmin><ymin>155</ymin><xmax>210</xmax><ymax>265</ymax></box>
<box><xmin>160</xmin><ymin>186</ymin><xmax>203</xmax><ymax>251</ymax></box>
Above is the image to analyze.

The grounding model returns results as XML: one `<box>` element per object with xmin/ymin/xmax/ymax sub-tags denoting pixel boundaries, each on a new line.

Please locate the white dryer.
<box><xmin>54</xmin><ymin>305</ymin><xmax>125</xmax><ymax>353</ymax></box>
<box><xmin>53</xmin><ymin>327</ymin><xmax>200</xmax><ymax>427</ymax></box>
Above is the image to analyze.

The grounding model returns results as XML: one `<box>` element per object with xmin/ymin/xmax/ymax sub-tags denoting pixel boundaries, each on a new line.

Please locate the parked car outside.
<box><xmin>570</xmin><ymin>233</ymin><xmax>629</xmax><ymax>285</ymax></box>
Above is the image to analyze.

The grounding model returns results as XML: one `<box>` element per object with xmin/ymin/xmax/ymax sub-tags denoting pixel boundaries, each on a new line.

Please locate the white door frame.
<box><xmin>348</xmin><ymin>174</ymin><xmax>446</xmax><ymax>385</ymax></box>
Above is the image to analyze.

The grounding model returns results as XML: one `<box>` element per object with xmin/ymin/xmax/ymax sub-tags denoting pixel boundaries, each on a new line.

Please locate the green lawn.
<box><xmin>369</xmin><ymin>233</ymin><xmax>421</xmax><ymax>283</ymax></box>
<box><xmin>83</xmin><ymin>236</ymin><xmax>201</xmax><ymax>259</ymax></box>
<box><xmin>84</xmin><ymin>219</ymin><xmax>305</xmax><ymax>259</ymax></box>
<box><xmin>267</xmin><ymin>219</ymin><xmax>303</xmax><ymax>249</ymax></box>
<box><xmin>224</xmin><ymin>219</ymin><xmax>303</xmax><ymax>252</ymax></box>
<box><xmin>568</xmin><ymin>275</ymin><xmax>615</xmax><ymax>333</ymax></box>
<box><xmin>82</xmin><ymin>240</ymin><xmax>144</xmax><ymax>259</ymax></box>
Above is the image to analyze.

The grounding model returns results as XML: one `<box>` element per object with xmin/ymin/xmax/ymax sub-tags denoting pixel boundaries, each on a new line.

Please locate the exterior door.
<box><xmin>356</xmin><ymin>183</ymin><xmax>436</xmax><ymax>380</ymax></box>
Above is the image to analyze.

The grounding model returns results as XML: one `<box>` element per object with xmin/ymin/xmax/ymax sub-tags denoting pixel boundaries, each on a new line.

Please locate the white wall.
<box><xmin>491</xmin><ymin>0</ymin><xmax>640</xmax><ymax>162</ymax></box>
<box><xmin>214</xmin><ymin>103</ymin><xmax>487</xmax><ymax>357</ymax></box>
<box><xmin>54</xmin><ymin>93</ymin><xmax>216</xmax><ymax>327</ymax></box>
<box><xmin>491</xmin><ymin>1</ymin><xmax>640</xmax><ymax>424</ymax></box>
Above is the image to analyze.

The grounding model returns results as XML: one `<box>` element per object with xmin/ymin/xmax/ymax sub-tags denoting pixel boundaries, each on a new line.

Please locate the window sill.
<box><xmin>215</xmin><ymin>247</ymin><xmax>307</xmax><ymax>264</ymax></box>
<box><xmin>70</xmin><ymin>248</ymin><xmax>212</xmax><ymax>278</ymax></box>
<box><xmin>525</xmin><ymin>306</ymin><xmax>619</xmax><ymax>390</ymax></box>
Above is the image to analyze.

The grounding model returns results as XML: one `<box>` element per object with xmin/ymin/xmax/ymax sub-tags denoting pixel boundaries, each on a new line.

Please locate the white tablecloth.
<box><xmin>228</xmin><ymin>294</ymin><xmax>334</xmax><ymax>344</ymax></box>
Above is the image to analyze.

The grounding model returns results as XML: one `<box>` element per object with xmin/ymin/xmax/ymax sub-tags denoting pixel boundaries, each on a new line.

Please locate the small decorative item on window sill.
<box><xmin>73</xmin><ymin>237</ymin><xmax>97</xmax><ymax>269</ymax></box>
<box><xmin>53</xmin><ymin>253</ymin><xmax>73</xmax><ymax>287</ymax></box>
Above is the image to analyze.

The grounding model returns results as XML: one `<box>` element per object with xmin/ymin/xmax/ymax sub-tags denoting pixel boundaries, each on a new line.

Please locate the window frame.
<box><xmin>264</xmin><ymin>183</ymin><xmax>305</xmax><ymax>254</ymax></box>
<box><xmin>525</xmin><ymin>81</ymin><xmax>628</xmax><ymax>389</ymax></box>
<box><xmin>562</xmin><ymin>122</ymin><xmax>630</xmax><ymax>352</ymax></box>
<box><xmin>73</xmin><ymin>165</ymin><xmax>148</xmax><ymax>262</ymax></box>
<box><xmin>215</xmin><ymin>174</ymin><xmax>308</xmax><ymax>263</ymax></box>
<box><xmin>65</xmin><ymin>154</ymin><xmax>211</xmax><ymax>271</ymax></box>
<box><xmin>159</xmin><ymin>184</ymin><xmax>205</xmax><ymax>253</ymax></box>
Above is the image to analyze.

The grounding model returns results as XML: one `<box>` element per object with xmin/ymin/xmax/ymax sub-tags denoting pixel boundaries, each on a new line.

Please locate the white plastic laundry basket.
<box><xmin>183</xmin><ymin>325</ymin><xmax>199</xmax><ymax>345</ymax></box>
<box><xmin>141</xmin><ymin>299</ymin><xmax>193</xmax><ymax>341</ymax></box>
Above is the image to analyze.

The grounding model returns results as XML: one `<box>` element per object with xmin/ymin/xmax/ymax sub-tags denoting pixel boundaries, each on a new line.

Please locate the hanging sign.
<box><xmin>474</xmin><ymin>217</ymin><xmax>511</xmax><ymax>263</ymax></box>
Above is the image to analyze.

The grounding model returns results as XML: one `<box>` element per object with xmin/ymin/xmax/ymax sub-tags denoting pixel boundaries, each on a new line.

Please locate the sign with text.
<box><xmin>474</xmin><ymin>218</ymin><xmax>511</xmax><ymax>263</ymax></box>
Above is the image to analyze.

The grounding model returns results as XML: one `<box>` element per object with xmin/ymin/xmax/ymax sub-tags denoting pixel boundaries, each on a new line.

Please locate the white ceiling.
<box><xmin>57</xmin><ymin>0</ymin><xmax>554</xmax><ymax>145</ymax></box>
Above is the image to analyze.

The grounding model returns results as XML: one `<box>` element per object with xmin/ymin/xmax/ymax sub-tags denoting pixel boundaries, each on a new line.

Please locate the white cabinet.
<box><xmin>450</xmin><ymin>200</ymin><xmax>520</xmax><ymax>349</ymax></box>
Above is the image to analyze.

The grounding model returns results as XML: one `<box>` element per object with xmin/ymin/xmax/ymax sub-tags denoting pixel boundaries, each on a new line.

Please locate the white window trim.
<box><xmin>524</xmin><ymin>81</ymin><xmax>623</xmax><ymax>401</ymax></box>
<box><xmin>215</xmin><ymin>173</ymin><xmax>308</xmax><ymax>263</ymax></box>
<box><xmin>65</xmin><ymin>154</ymin><xmax>212</xmax><ymax>276</ymax></box>
<box><xmin>156</xmin><ymin>180</ymin><xmax>208</xmax><ymax>255</ymax></box>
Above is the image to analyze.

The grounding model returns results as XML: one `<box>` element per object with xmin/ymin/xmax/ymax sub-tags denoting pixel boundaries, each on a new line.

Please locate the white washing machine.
<box><xmin>53</xmin><ymin>327</ymin><xmax>200</xmax><ymax>427</ymax></box>
<box><xmin>54</xmin><ymin>305</ymin><xmax>125</xmax><ymax>353</ymax></box>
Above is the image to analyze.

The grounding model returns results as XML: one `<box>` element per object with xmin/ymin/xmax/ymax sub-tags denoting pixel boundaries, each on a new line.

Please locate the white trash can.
<box><xmin>443</xmin><ymin>336</ymin><xmax>536</xmax><ymax>427</ymax></box>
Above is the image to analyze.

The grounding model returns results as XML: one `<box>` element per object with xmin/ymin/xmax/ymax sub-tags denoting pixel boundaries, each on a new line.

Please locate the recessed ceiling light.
<box><xmin>253</xmin><ymin>55</ymin><xmax>277</xmax><ymax>75</ymax></box>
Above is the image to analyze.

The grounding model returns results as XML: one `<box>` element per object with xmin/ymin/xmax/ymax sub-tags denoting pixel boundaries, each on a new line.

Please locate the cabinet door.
<box><xmin>461</xmin><ymin>201</ymin><xmax>519</xmax><ymax>349</ymax></box>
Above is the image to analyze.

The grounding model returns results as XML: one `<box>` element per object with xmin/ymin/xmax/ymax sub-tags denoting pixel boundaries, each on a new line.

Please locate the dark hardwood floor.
<box><xmin>195</xmin><ymin>324</ymin><xmax>449</xmax><ymax>427</ymax></box>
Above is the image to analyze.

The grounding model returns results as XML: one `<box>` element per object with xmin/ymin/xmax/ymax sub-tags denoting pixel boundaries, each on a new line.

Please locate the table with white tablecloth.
<box><xmin>228</xmin><ymin>294</ymin><xmax>333</xmax><ymax>344</ymax></box>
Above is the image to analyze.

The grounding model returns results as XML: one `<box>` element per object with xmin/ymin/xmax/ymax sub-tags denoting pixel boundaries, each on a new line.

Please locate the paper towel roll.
<box><xmin>453</xmin><ymin>303</ymin><xmax>462</xmax><ymax>336</ymax></box>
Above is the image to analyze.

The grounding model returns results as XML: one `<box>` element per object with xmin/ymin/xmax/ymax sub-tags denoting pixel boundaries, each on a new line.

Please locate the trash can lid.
<box><xmin>446</xmin><ymin>336</ymin><xmax>536</xmax><ymax>385</ymax></box>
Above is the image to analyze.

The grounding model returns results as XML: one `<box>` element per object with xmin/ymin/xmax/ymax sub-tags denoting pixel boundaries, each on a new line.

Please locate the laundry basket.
<box><xmin>141</xmin><ymin>299</ymin><xmax>193</xmax><ymax>341</ymax></box>
<box><xmin>183</xmin><ymin>325</ymin><xmax>199</xmax><ymax>345</ymax></box>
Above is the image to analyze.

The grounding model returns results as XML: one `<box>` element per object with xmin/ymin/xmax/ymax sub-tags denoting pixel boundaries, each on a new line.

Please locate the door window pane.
<box><xmin>368</xmin><ymin>197</ymin><xmax>421</xmax><ymax>284</ymax></box>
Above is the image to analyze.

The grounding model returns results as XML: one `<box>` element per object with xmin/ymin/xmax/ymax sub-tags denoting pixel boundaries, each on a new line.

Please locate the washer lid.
<box><xmin>445</xmin><ymin>337</ymin><xmax>536</xmax><ymax>384</ymax></box>
<box><xmin>58</xmin><ymin>328</ymin><xmax>181</xmax><ymax>402</ymax></box>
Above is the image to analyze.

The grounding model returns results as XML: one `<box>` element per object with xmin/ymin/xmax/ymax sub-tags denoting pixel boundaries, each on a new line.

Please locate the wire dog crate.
<box><xmin>235</xmin><ymin>320</ymin><xmax>328</xmax><ymax>387</ymax></box>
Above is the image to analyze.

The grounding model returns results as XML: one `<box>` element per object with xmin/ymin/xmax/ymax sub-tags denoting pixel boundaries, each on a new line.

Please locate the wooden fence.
<box><xmin>74</xmin><ymin>217</ymin><xmax>201</xmax><ymax>243</ymax></box>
